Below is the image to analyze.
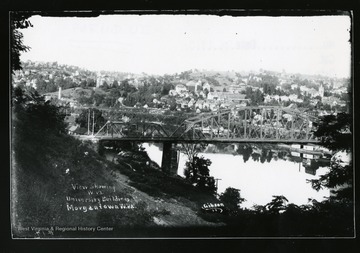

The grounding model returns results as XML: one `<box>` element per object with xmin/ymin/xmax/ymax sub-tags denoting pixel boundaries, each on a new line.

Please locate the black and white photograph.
<box><xmin>10</xmin><ymin>11</ymin><xmax>354</xmax><ymax>239</ymax></box>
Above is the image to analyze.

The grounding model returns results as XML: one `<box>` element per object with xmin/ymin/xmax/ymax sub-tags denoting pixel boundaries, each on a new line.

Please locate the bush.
<box><xmin>184</xmin><ymin>156</ymin><xmax>216</xmax><ymax>193</ymax></box>
<box><xmin>219</xmin><ymin>187</ymin><xmax>245</xmax><ymax>212</ymax></box>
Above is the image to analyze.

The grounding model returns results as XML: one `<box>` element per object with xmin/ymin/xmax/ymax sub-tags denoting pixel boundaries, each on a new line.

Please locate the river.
<box><xmin>141</xmin><ymin>142</ymin><xmax>330</xmax><ymax>209</ymax></box>
<box><xmin>103</xmin><ymin>142</ymin><xmax>330</xmax><ymax>209</ymax></box>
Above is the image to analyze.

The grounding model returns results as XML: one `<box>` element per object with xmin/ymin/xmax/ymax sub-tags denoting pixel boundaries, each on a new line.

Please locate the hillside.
<box><xmin>11</xmin><ymin>87</ymin><xmax>222</xmax><ymax>238</ymax></box>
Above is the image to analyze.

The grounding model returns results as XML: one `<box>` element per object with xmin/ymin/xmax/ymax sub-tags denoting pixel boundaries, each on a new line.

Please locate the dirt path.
<box><xmin>109</xmin><ymin>169</ymin><xmax>223</xmax><ymax>227</ymax></box>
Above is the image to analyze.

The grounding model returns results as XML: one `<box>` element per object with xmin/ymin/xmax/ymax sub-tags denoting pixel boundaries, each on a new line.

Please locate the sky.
<box><xmin>20</xmin><ymin>14</ymin><xmax>351</xmax><ymax>77</ymax></box>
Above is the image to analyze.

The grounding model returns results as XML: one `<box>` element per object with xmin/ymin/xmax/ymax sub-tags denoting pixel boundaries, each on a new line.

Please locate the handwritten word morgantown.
<box><xmin>66</xmin><ymin>183</ymin><xmax>135</xmax><ymax>212</ymax></box>
<box><xmin>66</xmin><ymin>202</ymin><xmax>135</xmax><ymax>212</ymax></box>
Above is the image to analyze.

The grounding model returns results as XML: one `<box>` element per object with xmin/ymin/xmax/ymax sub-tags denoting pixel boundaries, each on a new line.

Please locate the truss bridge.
<box><xmin>92</xmin><ymin>106</ymin><xmax>319</xmax><ymax>144</ymax></box>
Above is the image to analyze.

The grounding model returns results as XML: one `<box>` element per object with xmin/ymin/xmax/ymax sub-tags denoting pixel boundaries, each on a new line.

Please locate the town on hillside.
<box><xmin>12</xmin><ymin>60</ymin><xmax>351</xmax><ymax>135</ymax></box>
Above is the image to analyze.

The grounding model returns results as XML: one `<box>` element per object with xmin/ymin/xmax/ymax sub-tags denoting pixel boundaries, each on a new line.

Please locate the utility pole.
<box><xmin>87</xmin><ymin>109</ymin><xmax>90</xmax><ymax>135</ymax></box>
<box><xmin>92</xmin><ymin>110</ymin><xmax>95</xmax><ymax>135</ymax></box>
<box><xmin>215</xmin><ymin>178</ymin><xmax>222</xmax><ymax>193</ymax></box>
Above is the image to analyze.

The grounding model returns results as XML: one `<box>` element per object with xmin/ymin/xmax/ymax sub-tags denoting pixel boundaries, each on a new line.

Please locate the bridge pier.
<box><xmin>161</xmin><ymin>142</ymin><xmax>179</xmax><ymax>175</ymax></box>
<box><xmin>96</xmin><ymin>139</ymin><xmax>104</xmax><ymax>155</ymax></box>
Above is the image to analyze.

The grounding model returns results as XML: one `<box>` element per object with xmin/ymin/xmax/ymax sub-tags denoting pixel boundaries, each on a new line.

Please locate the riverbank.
<box><xmin>101</xmin><ymin>141</ymin><xmax>223</xmax><ymax>218</ymax></box>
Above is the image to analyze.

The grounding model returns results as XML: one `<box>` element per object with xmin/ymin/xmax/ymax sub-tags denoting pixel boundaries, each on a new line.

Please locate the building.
<box><xmin>168</xmin><ymin>89</ymin><xmax>177</xmax><ymax>96</ymax></box>
<box><xmin>207</xmin><ymin>92</ymin><xmax>219</xmax><ymax>100</ymax></box>
<box><xmin>203</xmin><ymin>82</ymin><xmax>211</xmax><ymax>92</ymax></box>
<box><xmin>96</xmin><ymin>72</ymin><xmax>104</xmax><ymax>87</ymax></box>
<box><xmin>322</xmin><ymin>96</ymin><xmax>342</xmax><ymax>107</ymax></box>
<box><xmin>175</xmin><ymin>84</ymin><xmax>187</xmax><ymax>94</ymax></box>
<box><xmin>207</xmin><ymin>92</ymin><xmax>249</xmax><ymax>103</ymax></box>
<box><xmin>225</xmin><ymin>93</ymin><xmax>248</xmax><ymax>102</ymax></box>
<box><xmin>228</xmin><ymin>84</ymin><xmax>246</xmax><ymax>93</ymax></box>
<box><xmin>186</xmin><ymin>80</ymin><xmax>200</xmax><ymax>93</ymax></box>
<box><xmin>291</xmin><ymin>84</ymin><xmax>299</xmax><ymax>90</ymax></box>
<box><xmin>68</xmin><ymin>125</ymin><xmax>79</xmax><ymax>135</ymax></box>
<box><xmin>194</xmin><ymin>99</ymin><xmax>205</xmax><ymax>109</ymax></box>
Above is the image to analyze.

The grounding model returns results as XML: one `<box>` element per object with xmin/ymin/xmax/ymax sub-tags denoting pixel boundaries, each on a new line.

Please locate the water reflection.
<box><xmin>192</xmin><ymin>143</ymin><xmax>331</xmax><ymax>174</ymax></box>
<box><xmin>102</xmin><ymin>142</ymin><xmax>331</xmax><ymax>209</ymax></box>
<box><xmin>141</xmin><ymin>142</ymin><xmax>331</xmax><ymax>209</ymax></box>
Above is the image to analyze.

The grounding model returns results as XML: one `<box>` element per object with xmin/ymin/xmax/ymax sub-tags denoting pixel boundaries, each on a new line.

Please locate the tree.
<box><xmin>80</xmin><ymin>80</ymin><xmax>87</xmax><ymax>88</ymax></box>
<box><xmin>12</xmin><ymin>86</ymin><xmax>67</xmax><ymax>173</ymax></box>
<box><xmin>10</xmin><ymin>13</ymin><xmax>32</xmax><ymax>73</ymax></box>
<box><xmin>184</xmin><ymin>156</ymin><xmax>216</xmax><ymax>192</ymax></box>
<box><xmin>13</xmin><ymin>86</ymin><xmax>67</xmax><ymax>135</ymax></box>
<box><xmin>112</xmin><ymin>80</ymin><xmax>119</xmax><ymax>87</ymax></box>
<box><xmin>253</xmin><ymin>89</ymin><xmax>264</xmax><ymax>105</ymax></box>
<box><xmin>203</xmin><ymin>88</ymin><xmax>209</xmax><ymax>98</ymax></box>
<box><xmin>312</xmin><ymin>112</ymin><xmax>352</xmax><ymax>152</ymax></box>
<box><xmin>102</xmin><ymin>81</ymin><xmax>109</xmax><ymax>90</ymax></box>
<box><xmin>179</xmin><ymin>70</ymin><xmax>191</xmax><ymax>80</ymax></box>
<box><xmin>168</xmin><ymin>98</ymin><xmax>177</xmax><ymax>111</ymax></box>
<box><xmin>245</xmin><ymin>87</ymin><xmax>264</xmax><ymax>105</ymax></box>
<box><xmin>260</xmin><ymin>149</ymin><xmax>268</xmax><ymax>163</ymax></box>
<box><xmin>77</xmin><ymin>91</ymin><xmax>93</xmax><ymax>105</ymax></box>
<box><xmin>87</xmin><ymin>78</ymin><xmax>96</xmax><ymax>87</ymax></box>
<box><xmin>309</xmin><ymin>112</ymin><xmax>353</xmax><ymax>202</ymax></box>
<box><xmin>236</xmin><ymin>144</ymin><xmax>253</xmax><ymax>163</ymax></box>
<box><xmin>266</xmin><ymin>195</ymin><xmax>288</xmax><ymax>214</ymax></box>
<box><xmin>119</xmin><ymin>79</ymin><xmax>137</xmax><ymax>93</ymax></box>
<box><xmin>162</xmin><ymin>83</ymin><xmax>174</xmax><ymax>95</ymax></box>
<box><xmin>309</xmin><ymin>158</ymin><xmax>352</xmax><ymax>200</ymax></box>
<box><xmin>282</xmin><ymin>83</ymin><xmax>292</xmax><ymax>91</ymax></box>
<box><xmin>219</xmin><ymin>187</ymin><xmax>245</xmax><ymax>211</ymax></box>
<box><xmin>93</xmin><ymin>93</ymin><xmax>105</xmax><ymax>106</ymax></box>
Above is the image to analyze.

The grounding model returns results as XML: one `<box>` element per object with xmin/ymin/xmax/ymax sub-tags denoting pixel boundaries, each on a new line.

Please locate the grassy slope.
<box><xmin>12</xmin><ymin>111</ymin><xmax>221</xmax><ymax>238</ymax></box>
<box><xmin>11</xmin><ymin>128</ymin><xmax>163</xmax><ymax>237</ymax></box>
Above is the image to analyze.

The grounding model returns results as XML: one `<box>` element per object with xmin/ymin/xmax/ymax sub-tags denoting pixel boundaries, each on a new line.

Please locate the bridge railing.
<box><xmin>94</xmin><ymin>120</ymin><xmax>170</xmax><ymax>138</ymax></box>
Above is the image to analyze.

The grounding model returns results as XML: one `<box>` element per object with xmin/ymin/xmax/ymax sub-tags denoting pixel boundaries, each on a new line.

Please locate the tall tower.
<box><xmin>96</xmin><ymin>71</ymin><xmax>102</xmax><ymax>87</ymax></box>
<box><xmin>319</xmin><ymin>84</ymin><xmax>324</xmax><ymax>98</ymax></box>
<box><xmin>58</xmin><ymin>86</ymin><xmax>62</xmax><ymax>100</ymax></box>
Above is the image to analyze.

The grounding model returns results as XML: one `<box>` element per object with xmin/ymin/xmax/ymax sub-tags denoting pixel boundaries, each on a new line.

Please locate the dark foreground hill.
<box><xmin>11</xmin><ymin>87</ymin><xmax>223</xmax><ymax>238</ymax></box>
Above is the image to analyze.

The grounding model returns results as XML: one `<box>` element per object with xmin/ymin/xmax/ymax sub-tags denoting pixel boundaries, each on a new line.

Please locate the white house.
<box><xmin>289</xmin><ymin>94</ymin><xmax>298</xmax><ymax>101</ymax></box>
<box><xmin>203</xmin><ymin>82</ymin><xmax>211</xmax><ymax>92</ymax></box>
<box><xmin>169</xmin><ymin>89</ymin><xmax>177</xmax><ymax>96</ymax></box>
<box><xmin>207</xmin><ymin>92</ymin><xmax>219</xmax><ymax>100</ymax></box>
<box><xmin>300</xmin><ymin>86</ymin><xmax>310</xmax><ymax>93</ymax></box>
<box><xmin>175</xmin><ymin>84</ymin><xmax>187</xmax><ymax>94</ymax></box>
<box><xmin>291</xmin><ymin>84</ymin><xmax>299</xmax><ymax>90</ymax></box>
<box><xmin>280</xmin><ymin>95</ymin><xmax>290</xmax><ymax>102</ymax></box>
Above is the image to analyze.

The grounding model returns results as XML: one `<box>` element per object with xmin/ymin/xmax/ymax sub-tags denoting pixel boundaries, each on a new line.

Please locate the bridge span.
<box><xmin>92</xmin><ymin>136</ymin><xmax>319</xmax><ymax>144</ymax></box>
<box><xmin>76</xmin><ymin>106</ymin><xmax>320</xmax><ymax>174</ymax></box>
<box><xmin>91</xmin><ymin>106</ymin><xmax>319</xmax><ymax>143</ymax></box>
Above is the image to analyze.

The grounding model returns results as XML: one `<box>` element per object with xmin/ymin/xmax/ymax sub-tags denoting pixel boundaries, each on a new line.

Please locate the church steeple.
<box><xmin>319</xmin><ymin>84</ymin><xmax>324</xmax><ymax>98</ymax></box>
